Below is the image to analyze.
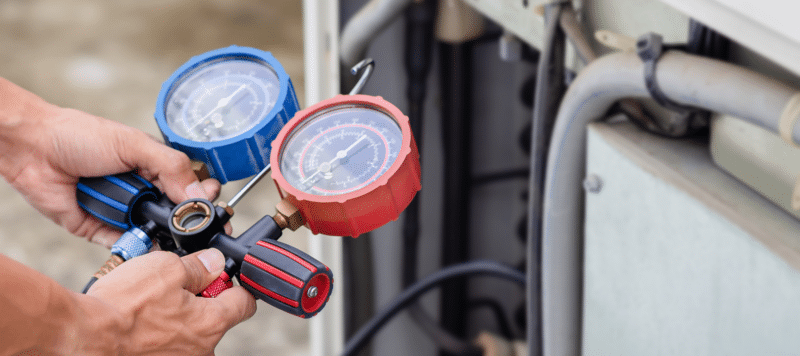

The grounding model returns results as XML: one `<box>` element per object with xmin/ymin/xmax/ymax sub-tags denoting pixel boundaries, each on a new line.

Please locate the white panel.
<box><xmin>709</xmin><ymin>0</ymin><xmax>800</xmax><ymax>45</ymax></box>
<box><xmin>583</xmin><ymin>122</ymin><xmax>800</xmax><ymax>355</ymax></box>
<box><xmin>303</xmin><ymin>1</ymin><xmax>345</xmax><ymax>355</ymax></box>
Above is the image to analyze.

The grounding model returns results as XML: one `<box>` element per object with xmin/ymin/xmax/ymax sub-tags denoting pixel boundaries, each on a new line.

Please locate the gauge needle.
<box><xmin>188</xmin><ymin>84</ymin><xmax>248</xmax><ymax>131</ymax></box>
<box><xmin>302</xmin><ymin>134</ymin><xmax>367</xmax><ymax>185</ymax></box>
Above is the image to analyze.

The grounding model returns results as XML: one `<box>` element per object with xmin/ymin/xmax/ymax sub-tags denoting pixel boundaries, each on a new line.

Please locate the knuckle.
<box><xmin>151</xmin><ymin>251</ymin><xmax>187</xmax><ymax>277</ymax></box>
<box><xmin>166</xmin><ymin>150</ymin><xmax>192</xmax><ymax>171</ymax></box>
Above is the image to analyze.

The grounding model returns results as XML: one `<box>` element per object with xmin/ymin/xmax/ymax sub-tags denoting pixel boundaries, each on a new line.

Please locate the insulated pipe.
<box><xmin>340</xmin><ymin>0</ymin><xmax>414</xmax><ymax>68</ymax></box>
<box><xmin>541</xmin><ymin>50</ymin><xmax>800</xmax><ymax>355</ymax></box>
<box><xmin>526</xmin><ymin>4</ymin><xmax>565</xmax><ymax>356</ymax></box>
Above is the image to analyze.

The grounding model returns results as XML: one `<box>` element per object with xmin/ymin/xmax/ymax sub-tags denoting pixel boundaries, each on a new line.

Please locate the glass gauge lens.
<box><xmin>279</xmin><ymin>104</ymin><xmax>403</xmax><ymax>196</ymax></box>
<box><xmin>164</xmin><ymin>58</ymin><xmax>280</xmax><ymax>142</ymax></box>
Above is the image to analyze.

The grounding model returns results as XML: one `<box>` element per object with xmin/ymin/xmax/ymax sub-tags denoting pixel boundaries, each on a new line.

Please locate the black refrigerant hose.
<box><xmin>438</xmin><ymin>30</ymin><xmax>475</xmax><ymax>356</ymax></box>
<box><xmin>342</xmin><ymin>260</ymin><xmax>526</xmax><ymax>356</ymax></box>
<box><xmin>402</xmin><ymin>1</ymin><xmax>484</xmax><ymax>355</ymax></box>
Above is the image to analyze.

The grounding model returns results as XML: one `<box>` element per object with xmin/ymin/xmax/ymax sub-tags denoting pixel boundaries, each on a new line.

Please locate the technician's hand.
<box><xmin>0</xmin><ymin>78</ymin><xmax>221</xmax><ymax>247</ymax></box>
<box><xmin>82</xmin><ymin>248</ymin><xmax>257</xmax><ymax>355</ymax></box>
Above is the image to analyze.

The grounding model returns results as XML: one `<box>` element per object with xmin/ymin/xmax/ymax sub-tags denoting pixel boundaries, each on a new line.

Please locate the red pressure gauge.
<box><xmin>270</xmin><ymin>95</ymin><xmax>421</xmax><ymax>237</ymax></box>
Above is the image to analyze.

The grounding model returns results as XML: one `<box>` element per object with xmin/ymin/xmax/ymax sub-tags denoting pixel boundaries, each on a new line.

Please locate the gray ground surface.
<box><xmin>0</xmin><ymin>0</ymin><xmax>310</xmax><ymax>354</ymax></box>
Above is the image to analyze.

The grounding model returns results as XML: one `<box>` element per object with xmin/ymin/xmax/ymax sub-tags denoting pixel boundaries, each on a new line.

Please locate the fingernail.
<box><xmin>185</xmin><ymin>181</ymin><xmax>208</xmax><ymax>200</ymax></box>
<box><xmin>198</xmin><ymin>248</ymin><xmax>224</xmax><ymax>274</ymax></box>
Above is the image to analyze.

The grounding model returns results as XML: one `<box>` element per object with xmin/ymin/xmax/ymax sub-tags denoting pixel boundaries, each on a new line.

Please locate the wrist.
<box><xmin>36</xmin><ymin>289</ymin><xmax>126</xmax><ymax>355</ymax></box>
<box><xmin>0</xmin><ymin>77</ymin><xmax>58</xmax><ymax>180</ymax></box>
<box><xmin>0</xmin><ymin>77</ymin><xmax>53</xmax><ymax>131</ymax></box>
<box><xmin>0</xmin><ymin>255</ymin><xmax>125</xmax><ymax>355</ymax></box>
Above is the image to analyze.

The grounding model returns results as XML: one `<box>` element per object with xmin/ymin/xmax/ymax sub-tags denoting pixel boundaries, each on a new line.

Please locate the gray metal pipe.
<box><xmin>559</xmin><ymin>7</ymin><xmax>596</xmax><ymax>63</ymax></box>
<box><xmin>339</xmin><ymin>0</ymin><xmax>414</xmax><ymax>68</ymax></box>
<box><xmin>542</xmin><ymin>50</ymin><xmax>800</xmax><ymax>355</ymax></box>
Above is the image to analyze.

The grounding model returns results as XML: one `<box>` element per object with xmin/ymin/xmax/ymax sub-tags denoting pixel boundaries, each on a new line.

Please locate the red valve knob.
<box><xmin>239</xmin><ymin>238</ymin><xmax>333</xmax><ymax>318</ymax></box>
<box><xmin>201</xmin><ymin>272</ymin><xmax>234</xmax><ymax>298</ymax></box>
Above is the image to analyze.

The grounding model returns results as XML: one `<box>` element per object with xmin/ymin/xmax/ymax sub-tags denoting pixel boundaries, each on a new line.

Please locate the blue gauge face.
<box><xmin>279</xmin><ymin>104</ymin><xmax>404</xmax><ymax>196</ymax></box>
<box><xmin>164</xmin><ymin>58</ymin><xmax>281</xmax><ymax>142</ymax></box>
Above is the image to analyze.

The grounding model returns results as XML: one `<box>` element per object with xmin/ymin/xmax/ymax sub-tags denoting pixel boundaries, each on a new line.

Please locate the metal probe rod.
<box><xmin>227</xmin><ymin>164</ymin><xmax>271</xmax><ymax>208</ymax></box>
<box><xmin>228</xmin><ymin>58</ymin><xmax>373</xmax><ymax>208</ymax></box>
<box><xmin>349</xmin><ymin>58</ymin><xmax>375</xmax><ymax>95</ymax></box>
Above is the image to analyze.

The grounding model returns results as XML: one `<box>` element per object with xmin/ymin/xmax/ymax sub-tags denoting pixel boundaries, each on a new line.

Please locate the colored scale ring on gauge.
<box><xmin>296</xmin><ymin>122</ymin><xmax>391</xmax><ymax>195</ymax></box>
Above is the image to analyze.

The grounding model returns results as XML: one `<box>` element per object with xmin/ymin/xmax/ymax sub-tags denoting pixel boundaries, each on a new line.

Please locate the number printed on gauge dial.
<box><xmin>279</xmin><ymin>104</ymin><xmax>404</xmax><ymax>196</ymax></box>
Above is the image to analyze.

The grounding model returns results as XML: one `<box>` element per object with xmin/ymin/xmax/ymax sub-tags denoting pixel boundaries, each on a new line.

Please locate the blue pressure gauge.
<box><xmin>155</xmin><ymin>46</ymin><xmax>299</xmax><ymax>183</ymax></box>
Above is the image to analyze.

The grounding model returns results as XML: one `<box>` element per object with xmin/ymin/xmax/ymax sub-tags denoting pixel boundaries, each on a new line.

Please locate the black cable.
<box><xmin>342</xmin><ymin>235</ymin><xmax>374</xmax><ymax>356</ymax></box>
<box><xmin>439</xmin><ymin>34</ymin><xmax>475</xmax><ymax>356</ymax></box>
<box><xmin>342</xmin><ymin>260</ymin><xmax>526</xmax><ymax>356</ymax></box>
<box><xmin>472</xmin><ymin>168</ymin><xmax>530</xmax><ymax>186</ymax></box>
<box><xmin>81</xmin><ymin>276</ymin><xmax>98</xmax><ymax>294</ymax></box>
<box><xmin>687</xmin><ymin>19</ymin><xmax>730</xmax><ymax>60</ymax></box>
<box><xmin>526</xmin><ymin>3</ymin><xmax>567</xmax><ymax>356</ymax></box>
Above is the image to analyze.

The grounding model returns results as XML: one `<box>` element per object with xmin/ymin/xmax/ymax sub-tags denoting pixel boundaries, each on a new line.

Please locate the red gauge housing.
<box><xmin>271</xmin><ymin>95</ymin><xmax>421</xmax><ymax>237</ymax></box>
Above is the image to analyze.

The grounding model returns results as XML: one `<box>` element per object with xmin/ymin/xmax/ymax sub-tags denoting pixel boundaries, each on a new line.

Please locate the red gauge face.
<box><xmin>279</xmin><ymin>104</ymin><xmax>403</xmax><ymax>196</ymax></box>
<box><xmin>271</xmin><ymin>95</ymin><xmax>420</xmax><ymax>237</ymax></box>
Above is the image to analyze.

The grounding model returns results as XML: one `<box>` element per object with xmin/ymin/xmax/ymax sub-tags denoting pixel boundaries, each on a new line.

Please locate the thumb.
<box><xmin>180</xmin><ymin>248</ymin><xmax>226</xmax><ymax>294</ymax></box>
<box><xmin>115</xmin><ymin>129</ymin><xmax>206</xmax><ymax>203</ymax></box>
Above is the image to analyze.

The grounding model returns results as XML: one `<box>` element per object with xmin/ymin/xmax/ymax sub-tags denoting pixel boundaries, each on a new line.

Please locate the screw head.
<box><xmin>583</xmin><ymin>174</ymin><xmax>603</xmax><ymax>194</ymax></box>
<box><xmin>306</xmin><ymin>286</ymin><xmax>318</xmax><ymax>298</ymax></box>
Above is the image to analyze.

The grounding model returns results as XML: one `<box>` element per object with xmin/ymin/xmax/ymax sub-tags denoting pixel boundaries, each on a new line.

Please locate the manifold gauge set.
<box><xmin>76</xmin><ymin>45</ymin><xmax>420</xmax><ymax>317</ymax></box>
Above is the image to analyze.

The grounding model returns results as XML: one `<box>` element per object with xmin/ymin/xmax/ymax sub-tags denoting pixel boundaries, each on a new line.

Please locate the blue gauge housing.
<box><xmin>155</xmin><ymin>45</ymin><xmax>299</xmax><ymax>183</ymax></box>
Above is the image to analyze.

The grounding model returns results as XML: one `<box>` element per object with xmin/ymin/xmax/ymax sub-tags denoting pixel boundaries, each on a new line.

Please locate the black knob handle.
<box><xmin>239</xmin><ymin>238</ymin><xmax>333</xmax><ymax>318</ymax></box>
<box><xmin>76</xmin><ymin>172</ymin><xmax>161</xmax><ymax>230</ymax></box>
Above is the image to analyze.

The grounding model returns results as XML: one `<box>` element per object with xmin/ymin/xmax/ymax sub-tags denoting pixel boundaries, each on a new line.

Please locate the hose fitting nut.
<box><xmin>111</xmin><ymin>227</ymin><xmax>152</xmax><ymax>261</ymax></box>
<box><xmin>274</xmin><ymin>198</ymin><xmax>304</xmax><ymax>231</ymax></box>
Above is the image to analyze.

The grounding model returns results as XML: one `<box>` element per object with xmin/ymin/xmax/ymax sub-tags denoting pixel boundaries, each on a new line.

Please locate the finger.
<box><xmin>224</xmin><ymin>222</ymin><xmax>232</xmax><ymax>235</ymax></box>
<box><xmin>86</xmin><ymin>225</ymin><xmax>124</xmax><ymax>249</ymax></box>
<box><xmin>185</xmin><ymin>180</ymin><xmax>209</xmax><ymax>200</ymax></box>
<box><xmin>208</xmin><ymin>286</ymin><xmax>257</xmax><ymax>330</ymax></box>
<box><xmin>115</xmin><ymin>128</ymin><xmax>201</xmax><ymax>203</ymax></box>
<box><xmin>67</xmin><ymin>212</ymin><xmax>123</xmax><ymax>248</ymax></box>
<box><xmin>180</xmin><ymin>248</ymin><xmax>226</xmax><ymax>294</ymax></box>
<box><xmin>200</xmin><ymin>179</ymin><xmax>221</xmax><ymax>201</ymax></box>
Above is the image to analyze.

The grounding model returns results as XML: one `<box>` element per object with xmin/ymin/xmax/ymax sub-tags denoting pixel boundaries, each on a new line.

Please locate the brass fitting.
<box><xmin>274</xmin><ymin>198</ymin><xmax>305</xmax><ymax>231</ymax></box>
<box><xmin>171</xmin><ymin>201</ymin><xmax>212</xmax><ymax>233</ymax></box>
<box><xmin>93</xmin><ymin>254</ymin><xmax>125</xmax><ymax>279</ymax></box>
<box><xmin>191</xmin><ymin>161</ymin><xmax>210</xmax><ymax>181</ymax></box>
<box><xmin>216</xmin><ymin>201</ymin><xmax>235</xmax><ymax>218</ymax></box>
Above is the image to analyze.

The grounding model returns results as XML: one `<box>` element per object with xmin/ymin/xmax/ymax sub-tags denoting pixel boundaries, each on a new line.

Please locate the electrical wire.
<box><xmin>687</xmin><ymin>19</ymin><xmax>730</xmax><ymax>60</ymax></box>
<box><xmin>439</xmin><ymin>30</ymin><xmax>475</xmax><ymax>355</ymax></box>
<box><xmin>472</xmin><ymin>168</ymin><xmax>530</xmax><ymax>186</ymax></box>
<box><xmin>341</xmin><ymin>260</ymin><xmax>526</xmax><ymax>356</ymax></box>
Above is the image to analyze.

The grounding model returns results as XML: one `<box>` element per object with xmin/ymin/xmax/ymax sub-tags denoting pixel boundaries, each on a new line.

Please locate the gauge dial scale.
<box><xmin>271</xmin><ymin>95</ymin><xmax>421</xmax><ymax>237</ymax></box>
<box><xmin>155</xmin><ymin>46</ymin><xmax>299</xmax><ymax>183</ymax></box>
